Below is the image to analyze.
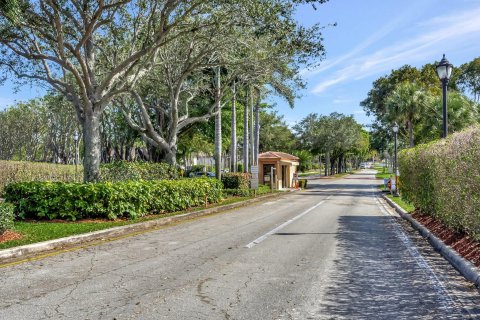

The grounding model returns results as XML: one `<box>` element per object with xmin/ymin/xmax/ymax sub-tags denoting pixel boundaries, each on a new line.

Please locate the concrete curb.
<box><xmin>0</xmin><ymin>190</ymin><xmax>295</xmax><ymax>262</ymax></box>
<box><xmin>382</xmin><ymin>194</ymin><xmax>480</xmax><ymax>287</ymax></box>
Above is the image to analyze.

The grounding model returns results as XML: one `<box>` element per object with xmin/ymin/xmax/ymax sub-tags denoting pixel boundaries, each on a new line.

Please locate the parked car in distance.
<box><xmin>190</xmin><ymin>171</ymin><xmax>215</xmax><ymax>178</ymax></box>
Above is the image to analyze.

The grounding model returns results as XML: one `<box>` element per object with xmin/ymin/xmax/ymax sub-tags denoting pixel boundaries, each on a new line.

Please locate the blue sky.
<box><xmin>268</xmin><ymin>0</ymin><xmax>480</xmax><ymax>128</ymax></box>
<box><xmin>1</xmin><ymin>0</ymin><xmax>480</xmax><ymax>130</ymax></box>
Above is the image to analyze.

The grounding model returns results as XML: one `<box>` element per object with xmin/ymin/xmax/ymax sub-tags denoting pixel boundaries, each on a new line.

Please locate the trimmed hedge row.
<box><xmin>0</xmin><ymin>202</ymin><xmax>14</xmax><ymax>234</ymax></box>
<box><xmin>223</xmin><ymin>185</ymin><xmax>271</xmax><ymax>197</ymax></box>
<box><xmin>398</xmin><ymin>126</ymin><xmax>480</xmax><ymax>239</ymax></box>
<box><xmin>221</xmin><ymin>173</ymin><xmax>251</xmax><ymax>189</ymax></box>
<box><xmin>4</xmin><ymin>178</ymin><xmax>222</xmax><ymax>221</ymax></box>
<box><xmin>100</xmin><ymin>161</ymin><xmax>178</xmax><ymax>182</ymax></box>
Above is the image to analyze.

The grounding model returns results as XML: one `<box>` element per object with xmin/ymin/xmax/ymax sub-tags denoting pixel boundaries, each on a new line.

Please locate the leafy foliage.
<box><xmin>223</xmin><ymin>185</ymin><xmax>270</xmax><ymax>197</ymax></box>
<box><xmin>399</xmin><ymin>126</ymin><xmax>480</xmax><ymax>239</ymax></box>
<box><xmin>221</xmin><ymin>173</ymin><xmax>251</xmax><ymax>189</ymax></box>
<box><xmin>363</xmin><ymin>61</ymin><xmax>478</xmax><ymax>152</ymax></box>
<box><xmin>0</xmin><ymin>202</ymin><xmax>14</xmax><ymax>234</ymax></box>
<box><xmin>100</xmin><ymin>161</ymin><xmax>178</xmax><ymax>182</ymax></box>
<box><xmin>4</xmin><ymin>178</ymin><xmax>223</xmax><ymax>221</ymax></box>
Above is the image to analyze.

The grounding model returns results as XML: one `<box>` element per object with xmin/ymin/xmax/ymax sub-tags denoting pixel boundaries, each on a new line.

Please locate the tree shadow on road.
<box><xmin>313</xmin><ymin>215</ymin><xmax>480</xmax><ymax>319</ymax></box>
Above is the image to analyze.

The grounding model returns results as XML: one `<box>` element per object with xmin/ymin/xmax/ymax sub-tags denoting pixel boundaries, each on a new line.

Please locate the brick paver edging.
<box><xmin>382</xmin><ymin>194</ymin><xmax>480</xmax><ymax>287</ymax></box>
<box><xmin>0</xmin><ymin>190</ymin><xmax>296</xmax><ymax>262</ymax></box>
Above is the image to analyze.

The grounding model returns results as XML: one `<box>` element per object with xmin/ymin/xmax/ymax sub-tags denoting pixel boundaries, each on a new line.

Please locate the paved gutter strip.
<box><xmin>0</xmin><ymin>190</ymin><xmax>295</xmax><ymax>262</ymax></box>
<box><xmin>382</xmin><ymin>194</ymin><xmax>480</xmax><ymax>288</ymax></box>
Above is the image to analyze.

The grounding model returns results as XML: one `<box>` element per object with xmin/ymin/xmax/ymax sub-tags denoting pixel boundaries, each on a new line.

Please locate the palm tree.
<box><xmin>214</xmin><ymin>67</ymin><xmax>222</xmax><ymax>179</ymax></box>
<box><xmin>385</xmin><ymin>82</ymin><xmax>429</xmax><ymax>147</ymax></box>
<box><xmin>0</xmin><ymin>0</ymin><xmax>20</xmax><ymax>22</ymax></box>
<box><xmin>243</xmin><ymin>86</ymin><xmax>249</xmax><ymax>172</ymax></box>
<box><xmin>230</xmin><ymin>81</ymin><xmax>237</xmax><ymax>172</ymax></box>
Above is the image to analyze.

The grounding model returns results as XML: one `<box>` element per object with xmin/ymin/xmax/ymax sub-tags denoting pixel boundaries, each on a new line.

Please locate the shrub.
<box><xmin>0</xmin><ymin>202</ymin><xmax>14</xmax><ymax>234</ymax></box>
<box><xmin>399</xmin><ymin>126</ymin><xmax>480</xmax><ymax>239</ymax></box>
<box><xmin>4</xmin><ymin>178</ymin><xmax>222</xmax><ymax>221</ymax></box>
<box><xmin>237</xmin><ymin>163</ymin><xmax>244</xmax><ymax>173</ymax></box>
<box><xmin>221</xmin><ymin>173</ymin><xmax>251</xmax><ymax>189</ymax></box>
<box><xmin>223</xmin><ymin>185</ymin><xmax>271</xmax><ymax>197</ymax></box>
<box><xmin>298</xmin><ymin>179</ymin><xmax>308</xmax><ymax>188</ymax></box>
<box><xmin>0</xmin><ymin>160</ymin><xmax>80</xmax><ymax>194</ymax></box>
<box><xmin>100</xmin><ymin>161</ymin><xmax>178</xmax><ymax>182</ymax></box>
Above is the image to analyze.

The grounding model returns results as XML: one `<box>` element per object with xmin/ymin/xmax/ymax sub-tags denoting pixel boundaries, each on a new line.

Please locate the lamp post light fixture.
<box><xmin>392</xmin><ymin>122</ymin><xmax>399</xmax><ymax>196</ymax></box>
<box><xmin>435</xmin><ymin>54</ymin><xmax>453</xmax><ymax>138</ymax></box>
<box><xmin>73</xmin><ymin>131</ymin><xmax>79</xmax><ymax>182</ymax></box>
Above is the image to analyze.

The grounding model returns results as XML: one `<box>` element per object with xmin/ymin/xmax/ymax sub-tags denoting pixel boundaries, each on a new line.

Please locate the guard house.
<box><xmin>258</xmin><ymin>151</ymin><xmax>300</xmax><ymax>190</ymax></box>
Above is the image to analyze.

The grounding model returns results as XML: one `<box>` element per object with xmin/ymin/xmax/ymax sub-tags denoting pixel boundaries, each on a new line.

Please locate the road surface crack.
<box><xmin>197</xmin><ymin>278</ymin><xmax>231</xmax><ymax>320</ymax></box>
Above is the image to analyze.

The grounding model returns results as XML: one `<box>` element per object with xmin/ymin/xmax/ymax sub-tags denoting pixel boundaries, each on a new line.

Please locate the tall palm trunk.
<box><xmin>214</xmin><ymin>67</ymin><xmax>222</xmax><ymax>179</ymax></box>
<box><xmin>325</xmin><ymin>151</ymin><xmax>330</xmax><ymax>176</ymax></box>
<box><xmin>407</xmin><ymin>119</ymin><xmax>414</xmax><ymax>147</ymax></box>
<box><xmin>230</xmin><ymin>81</ymin><xmax>237</xmax><ymax>172</ymax></box>
<box><xmin>250</xmin><ymin>87</ymin><xmax>254</xmax><ymax>167</ymax></box>
<box><xmin>254</xmin><ymin>87</ymin><xmax>260</xmax><ymax>165</ymax></box>
<box><xmin>243</xmin><ymin>87</ymin><xmax>249</xmax><ymax>172</ymax></box>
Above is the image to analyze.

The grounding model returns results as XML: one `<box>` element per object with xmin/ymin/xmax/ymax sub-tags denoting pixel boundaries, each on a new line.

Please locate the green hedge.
<box><xmin>221</xmin><ymin>173</ymin><xmax>251</xmax><ymax>189</ymax></box>
<box><xmin>298</xmin><ymin>179</ymin><xmax>308</xmax><ymax>189</ymax></box>
<box><xmin>223</xmin><ymin>185</ymin><xmax>271</xmax><ymax>197</ymax></box>
<box><xmin>100</xmin><ymin>161</ymin><xmax>178</xmax><ymax>182</ymax></box>
<box><xmin>398</xmin><ymin>126</ymin><xmax>480</xmax><ymax>239</ymax></box>
<box><xmin>0</xmin><ymin>202</ymin><xmax>14</xmax><ymax>234</ymax></box>
<box><xmin>4</xmin><ymin>178</ymin><xmax>222</xmax><ymax>221</ymax></box>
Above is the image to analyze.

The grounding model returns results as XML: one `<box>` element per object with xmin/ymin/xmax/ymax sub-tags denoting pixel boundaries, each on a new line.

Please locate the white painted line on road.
<box><xmin>245</xmin><ymin>196</ymin><xmax>332</xmax><ymax>248</ymax></box>
<box><xmin>372</xmin><ymin>188</ymin><xmax>457</xmax><ymax>311</ymax></box>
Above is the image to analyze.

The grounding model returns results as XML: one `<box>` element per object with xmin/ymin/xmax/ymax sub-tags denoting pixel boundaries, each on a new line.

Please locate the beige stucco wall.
<box><xmin>258</xmin><ymin>159</ymin><xmax>298</xmax><ymax>189</ymax></box>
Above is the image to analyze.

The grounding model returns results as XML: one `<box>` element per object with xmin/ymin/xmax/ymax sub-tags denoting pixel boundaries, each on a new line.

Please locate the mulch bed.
<box><xmin>412</xmin><ymin>210</ymin><xmax>480</xmax><ymax>268</ymax></box>
<box><xmin>0</xmin><ymin>230</ymin><xmax>23</xmax><ymax>244</ymax></box>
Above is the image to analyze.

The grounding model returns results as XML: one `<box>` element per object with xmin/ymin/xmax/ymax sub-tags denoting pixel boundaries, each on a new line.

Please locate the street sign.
<box><xmin>250</xmin><ymin>165</ymin><xmax>259</xmax><ymax>190</ymax></box>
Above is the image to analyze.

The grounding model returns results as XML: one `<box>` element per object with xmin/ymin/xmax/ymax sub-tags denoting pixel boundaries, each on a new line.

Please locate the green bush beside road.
<box><xmin>4</xmin><ymin>178</ymin><xmax>222</xmax><ymax>221</ymax></box>
<box><xmin>0</xmin><ymin>202</ymin><xmax>14</xmax><ymax>234</ymax></box>
<box><xmin>221</xmin><ymin>173</ymin><xmax>251</xmax><ymax>189</ymax></box>
<box><xmin>399</xmin><ymin>126</ymin><xmax>480</xmax><ymax>239</ymax></box>
<box><xmin>100</xmin><ymin>161</ymin><xmax>178</xmax><ymax>181</ymax></box>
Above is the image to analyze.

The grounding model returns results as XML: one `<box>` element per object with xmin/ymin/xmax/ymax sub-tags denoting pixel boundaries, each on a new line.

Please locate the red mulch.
<box><xmin>412</xmin><ymin>210</ymin><xmax>480</xmax><ymax>268</ymax></box>
<box><xmin>0</xmin><ymin>230</ymin><xmax>23</xmax><ymax>243</ymax></box>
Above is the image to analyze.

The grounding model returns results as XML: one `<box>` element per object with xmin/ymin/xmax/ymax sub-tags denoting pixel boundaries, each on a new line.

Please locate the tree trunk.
<box><xmin>82</xmin><ymin>113</ymin><xmax>102</xmax><ymax>183</ymax></box>
<box><xmin>230</xmin><ymin>82</ymin><xmax>237</xmax><ymax>172</ymax></box>
<box><xmin>408</xmin><ymin>119</ymin><xmax>414</xmax><ymax>147</ymax></box>
<box><xmin>243</xmin><ymin>87</ymin><xmax>249</xmax><ymax>172</ymax></box>
<box><xmin>254</xmin><ymin>87</ymin><xmax>260</xmax><ymax>166</ymax></box>
<box><xmin>250</xmin><ymin>87</ymin><xmax>254</xmax><ymax>167</ymax></box>
<box><xmin>214</xmin><ymin>68</ymin><xmax>222</xmax><ymax>180</ymax></box>
<box><xmin>325</xmin><ymin>152</ymin><xmax>330</xmax><ymax>176</ymax></box>
<box><xmin>165</xmin><ymin>147</ymin><xmax>177</xmax><ymax>165</ymax></box>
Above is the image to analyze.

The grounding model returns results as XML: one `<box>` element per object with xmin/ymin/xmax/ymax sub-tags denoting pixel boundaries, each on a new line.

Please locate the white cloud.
<box><xmin>333</xmin><ymin>98</ymin><xmax>354</xmax><ymax>105</ymax></box>
<box><xmin>311</xmin><ymin>6</ymin><xmax>480</xmax><ymax>94</ymax></box>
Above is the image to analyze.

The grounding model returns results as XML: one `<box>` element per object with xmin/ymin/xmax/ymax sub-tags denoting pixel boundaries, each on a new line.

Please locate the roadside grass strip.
<box><xmin>0</xmin><ymin>195</ymin><xmax>254</xmax><ymax>250</ymax></box>
<box><xmin>245</xmin><ymin>195</ymin><xmax>331</xmax><ymax>248</ymax></box>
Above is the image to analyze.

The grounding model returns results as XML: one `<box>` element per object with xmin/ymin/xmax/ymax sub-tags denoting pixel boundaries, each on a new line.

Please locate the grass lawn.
<box><xmin>374</xmin><ymin>166</ymin><xmax>392</xmax><ymax>180</ymax></box>
<box><xmin>0</xmin><ymin>194</ymin><xmax>259</xmax><ymax>250</ymax></box>
<box><xmin>298</xmin><ymin>170</ymin><xmax>321</xmax><ymax>177</ymax></box>
<box><xmin>386</xmin><ymin>194</ymin><xmax>415</xmax><ymax>212</ymax></box>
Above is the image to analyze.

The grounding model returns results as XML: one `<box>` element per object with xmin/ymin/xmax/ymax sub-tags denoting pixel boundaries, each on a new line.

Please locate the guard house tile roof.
<box><xmin>258</xmin><ymin>151</ymin><xmax>299</xmax><ymax>161</ymax></box>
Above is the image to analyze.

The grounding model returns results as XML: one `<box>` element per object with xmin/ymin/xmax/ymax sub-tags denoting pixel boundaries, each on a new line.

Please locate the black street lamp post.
<box><xmin>435</xmin><ymin>54</ymin><xmax>453</xmax><ymax>138</ymax></box>
<box><xmin>393</xmin><ymin>122</ymin><xmax>399</xmax><ymax>196</ymax></box>
<box><xmin>73</xmin><ymin>131</ymin><xmax>79</xmax><ymax>182</ymax></box>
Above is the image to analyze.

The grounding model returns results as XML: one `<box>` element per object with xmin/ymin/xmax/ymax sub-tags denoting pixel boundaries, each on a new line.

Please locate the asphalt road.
<box><xmin>1</xmin><ymin>170</ymin><xmax>480</xmax><ymax>319</ymax></box>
